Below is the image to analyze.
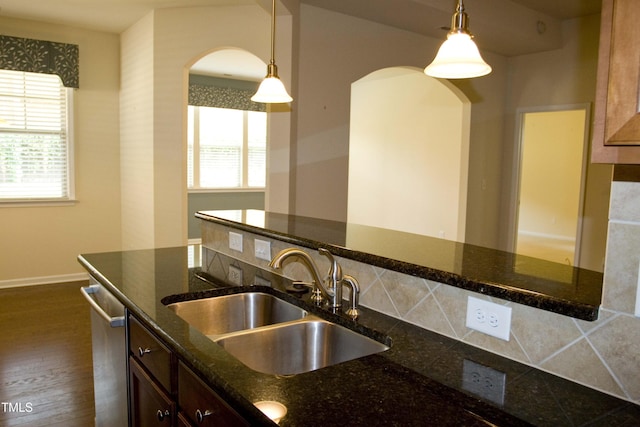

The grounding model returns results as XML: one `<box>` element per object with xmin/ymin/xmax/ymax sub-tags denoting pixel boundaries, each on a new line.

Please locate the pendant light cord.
<box><xmin>270</xmin><ymin>0</ymin><xmax>276</xmax><ymax>66</ymax></box>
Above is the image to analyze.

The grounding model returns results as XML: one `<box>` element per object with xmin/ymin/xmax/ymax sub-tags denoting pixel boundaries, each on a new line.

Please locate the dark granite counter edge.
<box><xmin>195</xmin><ymin>213</ymin><xmax>599</xmax><ymax>321</ymax></box>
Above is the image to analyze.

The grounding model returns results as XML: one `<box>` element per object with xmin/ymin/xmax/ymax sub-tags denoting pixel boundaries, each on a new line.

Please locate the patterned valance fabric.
<box><xmin>0</xmin><ymin>35</ymin><xmax>79</xmax><ymax>88</ymax></box>
<box><xmin>189</xmin><ymin>84</ymin><xmax>265</xmax><ymax>112</ymax></box>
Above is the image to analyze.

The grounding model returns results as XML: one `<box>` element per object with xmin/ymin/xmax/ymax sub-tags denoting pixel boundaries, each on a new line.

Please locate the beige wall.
<box><xmin>518</xmin><ymin>109</ymin><xmax>586</xmax><ymax>239</ymax></box>
<box><xmin>295</xmin><ymin>6</ymin><xmax>608</xmax><ymax>272</ymax></box>
<box><xmin>348</xmin><ymin>68</ymin><xmax>469</xmax><ymax>240</ymax></box>
<box><xmin>503</xmin><ymin>14</ymin><xmax>611</xmax><ymax>271</ymax></box>
<box><xmin>119</xmin><ymin>5</ymin><xmax>293</xmax><ymax>250</ymax></box>
<box><xmin>0</xmin><ymin>17</ymin><xmax>122</xmax><ymax>285</ymax></box>
<box><xmin>295</xmin><ymin>4</ymin><xmax>508</xmax><ymax>249</ymax></box>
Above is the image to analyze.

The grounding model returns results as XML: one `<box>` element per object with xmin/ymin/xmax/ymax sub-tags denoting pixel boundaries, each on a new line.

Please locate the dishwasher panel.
<box><xmin>81</xmin><ymin>280</ymin><xmax>127</xmax><ymax>427</ymax></box>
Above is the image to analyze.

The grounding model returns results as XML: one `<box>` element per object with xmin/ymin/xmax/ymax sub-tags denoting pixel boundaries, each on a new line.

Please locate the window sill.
<box><xmin>0</xmin><ymin>199</ymin><xmax>78</xmax><ymax>208</ymax></box>
<box><xmin>188</xmin><ymin>188</ymin><xmax>265</xmax><ymax>194</ymax></box>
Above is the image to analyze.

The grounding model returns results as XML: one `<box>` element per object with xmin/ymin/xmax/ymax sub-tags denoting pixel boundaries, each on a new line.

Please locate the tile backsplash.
<box><xmin>201</xmin><ymin>181</ymin><xmax>640</xmax><ymax>404</ymax></box>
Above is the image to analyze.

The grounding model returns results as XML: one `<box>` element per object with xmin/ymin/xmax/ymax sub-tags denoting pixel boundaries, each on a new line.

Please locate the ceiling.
<box><xmin>0</xmin><ymin>0</ymin><xmax>601</xmax><ymax>59</ymax></box>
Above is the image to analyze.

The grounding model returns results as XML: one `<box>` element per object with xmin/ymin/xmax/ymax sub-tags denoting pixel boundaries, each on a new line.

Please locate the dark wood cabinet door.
<box><xmin>178</xmin><ymin>362</ymin><xmax>249</xmax><ymax>427</ymax></box>
<box><xmin>130</xmin><ymin>357</ymin><xmax>176</xmax><ymax>427</ymax></box>
<box><xmin>592</xmin><ymin>0</ymin><xmax>640</xmax><ymax>163</ymax></box>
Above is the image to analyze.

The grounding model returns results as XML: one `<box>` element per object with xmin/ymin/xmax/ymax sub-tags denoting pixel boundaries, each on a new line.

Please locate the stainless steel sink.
<box><xmin>166</xmin><ymin>292</ymin><xmax>308</xmax><ymax>337</ymax></box>
<box><xmin>216</xmin><ymin>318</ymin><xmax>389</xmax><ymax>375</ymax></box>
<box><xmin>166</xmin><ymin>291</ymin><xmax>389</xmax><ymax>375</ymax></box>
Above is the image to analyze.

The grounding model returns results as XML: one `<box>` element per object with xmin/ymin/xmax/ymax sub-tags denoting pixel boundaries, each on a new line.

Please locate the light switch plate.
<box><xmin>255</xmin><ymin>239</ymin><xmax>271</xmax><ymax>261</ymax></box>
<box><xmin>229</xmin><ymin>232</ymin><xmax>243</xmax><ymax>252</ymax></box>
<box><xmin>466</xmin><ymin>296</ymin><xmax>512</xmax><ymax>341</ymax></box>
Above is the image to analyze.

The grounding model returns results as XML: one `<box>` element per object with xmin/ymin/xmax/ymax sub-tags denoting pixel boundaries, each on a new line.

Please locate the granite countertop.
<box><xmin>196</xmin><ymin>210</ymin><xmax>604</xmax><ymax>321</ymax></box>
<box><xmin>78</xmin><ymin>246</ymin><xmax>640</xmax><ymax>427</ymax></box>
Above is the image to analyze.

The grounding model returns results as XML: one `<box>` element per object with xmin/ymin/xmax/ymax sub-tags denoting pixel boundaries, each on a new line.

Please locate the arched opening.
<box><xmin>185</xmin><ymin>48</ymin><xmax>268</xmax><ymax>240</ymax></box>
<box><xmin>347</xmin><ymin>67</ymin><xmax>471</xmax><ymax>241</ymax></box>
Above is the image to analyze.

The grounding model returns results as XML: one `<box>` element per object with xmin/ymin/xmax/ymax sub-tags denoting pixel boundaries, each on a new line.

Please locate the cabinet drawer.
<box><xmin>130</xmin><ymin>357</ymin><xmax>175</xmax><ymax>426</ymax></box>
<box><xmin>178</xmin><ymin>362</ymin><xmax>248</xmax><ymax>427</ymax></box>
<box><xmin>129</xmin><ymin>315</ymin><xmax>173</xmax><ymax>393</ymax></box>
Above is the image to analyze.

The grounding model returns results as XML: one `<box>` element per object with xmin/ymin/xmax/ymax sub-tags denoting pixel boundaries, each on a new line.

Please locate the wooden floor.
<box><xmin>0</xmin><ymin>281</ymin><xmax>96</xmax><ymax>427</ymax></box>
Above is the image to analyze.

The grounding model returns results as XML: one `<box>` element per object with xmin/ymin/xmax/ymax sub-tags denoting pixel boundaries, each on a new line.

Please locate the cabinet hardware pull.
<box><xmin>156</xmin><ymin>409</ymin><xmax>170</xmax><ymax>422</ymax></box>
<box><xmin>196</xmin><ymin>409</ymin><xmax>213</xmax><ymax>423</ymax></box>
<box><xmin>138</xmin><ymin>347</ymin><xmax>151</xmax><ymax>357</ymax></box>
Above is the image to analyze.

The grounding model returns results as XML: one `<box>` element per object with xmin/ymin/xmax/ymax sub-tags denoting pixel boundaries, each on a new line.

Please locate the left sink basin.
<box><xmin>166</xmin><ymin>292</ymin><xmax>308</xmax><ymax>337</ymax></box>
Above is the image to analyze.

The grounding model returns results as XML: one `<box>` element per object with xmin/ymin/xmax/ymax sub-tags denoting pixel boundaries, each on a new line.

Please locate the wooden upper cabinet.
<box><xmin>592</xmin><ymin>0</ymin><xmax>640</xmax><ymax>163</ymax></box>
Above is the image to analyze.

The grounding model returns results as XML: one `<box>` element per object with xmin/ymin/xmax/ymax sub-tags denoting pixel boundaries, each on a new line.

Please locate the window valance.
<box><xmin>0</xmin><ymin>35</ymin><xmax>79</xmax><ymax>88</ymax></box>
<box><xmin>189</xmin><ymin>84</ymin><xmax>265</xmax><ymax>112</ymax></box>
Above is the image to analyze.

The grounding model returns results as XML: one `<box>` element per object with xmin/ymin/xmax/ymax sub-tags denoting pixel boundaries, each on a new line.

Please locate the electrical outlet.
<box><xmin>255</xmin><ymin>239</ymin><xmax>271</xmax><ymax>261</ymax></box>
<box><xmin>229</xmin><ymin>232</ymin><xmax>243</xmax><ymax>252</ymax></box>
<box><xmin>228</xmin><ymin>265</ymin><xmax>243</xmax><ymax>286</ymax></box>
<box><xmin>254</xmin><ymin>276</ymin><xmax>272</xmax><ymax>287</ymax></box>
<box><xmin>462</xmin><ymin>360</ymin><xmax>506</xmax><ymax>406</ymax></box>
<box><xmin>466</xmin><ymin>296</ymin><xmax>512</xmax><ymax>341</ymax></box>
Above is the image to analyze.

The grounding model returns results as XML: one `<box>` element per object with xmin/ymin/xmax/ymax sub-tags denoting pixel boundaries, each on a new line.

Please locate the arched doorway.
<box><xmin>347</xmin><ymin>67</ymin><xmax>471</xmax><ymax>241</ymax></box>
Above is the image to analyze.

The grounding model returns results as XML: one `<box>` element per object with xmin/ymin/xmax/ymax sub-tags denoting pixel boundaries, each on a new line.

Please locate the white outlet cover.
<box><xmin>228</xmin><ymin>265</ymin><xmax>243</xmax><ymax>286</ymax></box>
<box><xmin>229</xmin><ymin>231</ymin><xmax>243</xmax><ymax>252</ymax></box>
<box><xmin>466</xmin><ymin>296</ymin><xmax>512</xmax><ymax>341</ymax></box>
<box><xmin>255</xmin><ymin>239</ymin><xmax>271</xmax><ymax>261</ymax></box>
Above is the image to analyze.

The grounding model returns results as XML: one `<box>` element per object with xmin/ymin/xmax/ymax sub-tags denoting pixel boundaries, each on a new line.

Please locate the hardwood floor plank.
<box><xmin>0</xmin><ymin>281</ymin><xmax>96</xmax><ymax>427</ymax></box>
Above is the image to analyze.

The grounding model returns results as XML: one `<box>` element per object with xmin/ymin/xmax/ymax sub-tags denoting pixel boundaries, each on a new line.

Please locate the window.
<box><xmin>0</xmin><ymin>70</ymin><xmax>73</xmax><ymax>202</ymax></box>
<box><xmin>188</xmin><ymin>106</ymin><xmax>266</xmax><ymax>190</ymax></box>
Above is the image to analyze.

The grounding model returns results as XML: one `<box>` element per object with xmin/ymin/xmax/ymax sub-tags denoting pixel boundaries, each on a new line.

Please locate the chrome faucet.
<box><xmin>269</xmin><ymin>247</ymin><xmax>346</xmax><ymax>311</ymax></box>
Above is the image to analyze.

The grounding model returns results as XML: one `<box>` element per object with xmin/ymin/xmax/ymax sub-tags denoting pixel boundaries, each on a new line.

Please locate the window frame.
<box><xmin>0</xmin><ymin>70</ymin><xmax>76</xmax><ymax>207</ymax></box>
<box><xmin>187</xmin><ymin>105</ymin><xmax>267</xmax><ymax>193</ymax></box>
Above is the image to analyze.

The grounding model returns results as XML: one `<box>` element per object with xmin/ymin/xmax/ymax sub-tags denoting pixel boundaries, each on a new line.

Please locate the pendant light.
<box><xmin>424</xmin><ymin>0</ymin><xmax>491</xmax><ymax>79</ymax></box>
<box><xmin>252</xmin><ymin>0</ymin><xmax>293</xmax><ymax>103</ymax></box>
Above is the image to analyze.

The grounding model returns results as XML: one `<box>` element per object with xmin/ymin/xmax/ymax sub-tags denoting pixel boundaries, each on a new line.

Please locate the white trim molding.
<box><xmin>0</xmin><ymin>272</ymin><xmax>89</xmax><ymax>289</ymax></box>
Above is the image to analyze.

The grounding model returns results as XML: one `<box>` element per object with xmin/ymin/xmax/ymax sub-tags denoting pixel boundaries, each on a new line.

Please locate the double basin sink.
<box><xmin>166</xmin><ymin>291</ymin><xmax>389</xmax><ymax>375</ymax></box>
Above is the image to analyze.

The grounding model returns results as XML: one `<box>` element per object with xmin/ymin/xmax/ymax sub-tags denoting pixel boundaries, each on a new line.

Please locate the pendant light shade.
<box><xmin>252</xmin><ymin>0</ymin><xmax>292</xmax><ymax>103</ymax></box>
<box><xmin>425</xmin><ymin>0</ymin><xmax>491</xmax><ymax>79</ymax></box>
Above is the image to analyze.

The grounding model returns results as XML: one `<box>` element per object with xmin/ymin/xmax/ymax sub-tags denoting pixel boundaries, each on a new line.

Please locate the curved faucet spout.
<box><xmin>268</xmin><ymin>248</ymin><xmax>331</xmax><ymax>302</ymax></box>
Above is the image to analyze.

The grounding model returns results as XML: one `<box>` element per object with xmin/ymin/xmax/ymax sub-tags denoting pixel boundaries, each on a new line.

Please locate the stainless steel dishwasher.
<box><xmin>81</xmin><ymin>277</ymin><xmax>127</xmax><ymax>427</ymax></box>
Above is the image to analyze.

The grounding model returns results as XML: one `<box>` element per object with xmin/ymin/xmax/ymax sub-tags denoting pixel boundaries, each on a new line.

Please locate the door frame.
<box><xmin>508</xmin><ymin>103</ymin><xmax>591</xmax><ymax>266</ymax></box>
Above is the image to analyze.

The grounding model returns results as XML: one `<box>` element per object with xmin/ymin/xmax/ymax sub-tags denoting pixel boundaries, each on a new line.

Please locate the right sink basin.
<box><xmin>216</xmin><ymin>317</ymin><xmax>390</xmax><ymax>376</ymax></box>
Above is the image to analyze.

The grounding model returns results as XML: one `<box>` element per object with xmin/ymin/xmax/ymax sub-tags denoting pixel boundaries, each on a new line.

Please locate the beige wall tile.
<box><xmin>378</xmin><ymin>270</ymin><xmax>430</xmax><ymax>317</ymax></box>
<box><xmin>510</xmin><ymin>303</ymin><xmax>583</xmax><ymax>364</ymax></box>
<box><xmin>404</xmin><ymin>295</ymin><xmax>457</xmax><ymax>338</ymax></box>
<box><xmin>610</xmin><ymin>181</ymin><xmax>640</xmax><ymax>222</ymax></box>
<box><xmin>589</xmin><ymin>315</ymin><xmax>640</xmax><ymax>401</ymax></box>
<box><xmin>540</xmin><ymin>338</ymin><xmax>623</xmax><ymax>397</ymax></box>
<box><xmin>602</xmin><ymin>222</ymin><xmax>640</xmax><ymax>314</ymax></box>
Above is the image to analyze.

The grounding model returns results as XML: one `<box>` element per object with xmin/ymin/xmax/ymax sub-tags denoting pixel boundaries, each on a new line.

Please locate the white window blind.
<box><xmin>188</xmin><ymin>106</ymin><xmax>266</xmax><ymax>190</ymax></box>
<box><xmin>0</xmin><ymin>70</ymin><xmax>72</xmax><ymax>202</ymax></box>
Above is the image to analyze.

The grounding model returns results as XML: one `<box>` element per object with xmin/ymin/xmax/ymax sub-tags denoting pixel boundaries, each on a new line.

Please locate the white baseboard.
<box><xmin>0</xmin><ymin>272</ymin><xmax>90</xmax><ymax>289</ymax></box>
<box><xmin>518</xmin><ymin>230</ymin><xmax>575</xmax><ymax>242</ymax></box>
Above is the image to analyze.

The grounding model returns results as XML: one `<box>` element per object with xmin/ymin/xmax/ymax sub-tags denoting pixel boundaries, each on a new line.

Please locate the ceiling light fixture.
<box><xmin>424</xmin><ymin>0</ymin><xmax>491</xmax><ymax>79</ymax></box>
<box><xmin>251</xmin><ymin>0</ymin><xmax>292</xmax><ymax>103</ymax></box>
